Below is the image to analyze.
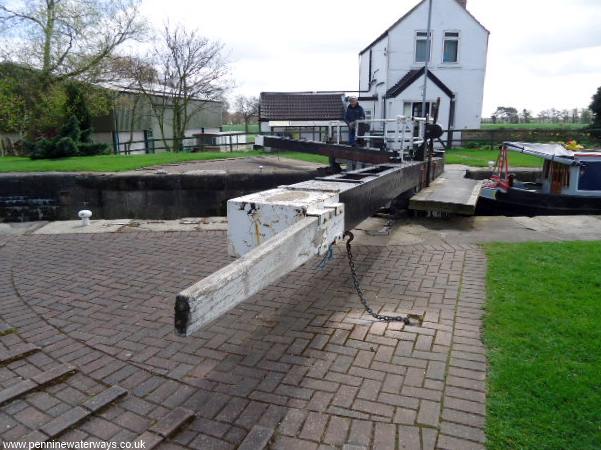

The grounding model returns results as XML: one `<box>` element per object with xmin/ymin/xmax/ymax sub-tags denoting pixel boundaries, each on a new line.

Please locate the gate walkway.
<box><xmin>410</xmin><ymin>167</ymin><xmax>483</xmax><ymax>216</ymax></box>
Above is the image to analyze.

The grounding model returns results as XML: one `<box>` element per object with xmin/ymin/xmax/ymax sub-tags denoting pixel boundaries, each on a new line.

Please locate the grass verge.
<box><xmin>481</xmin><ymin>123</ymin><xmax>588</xmax><ymax>130</ymax></box>
<box><xmin>0</xmin><ymin>150</ymin><xmax>329</xmax><ymax>173</ymax></box>
<box><xmin>485</xmin><ymin>241</ymin><xmax>601</xmax><ymax>450</ymax></box>
<box><xmin>445</xmin><ymin>147</ymin><xmax>543</xmax><ymax>168</ymax></box>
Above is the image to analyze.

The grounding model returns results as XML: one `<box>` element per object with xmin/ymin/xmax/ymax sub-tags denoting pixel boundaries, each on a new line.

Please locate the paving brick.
<box><xmin>189</xmin><ymin>432</ymin><xmax>234</xmax><ymax>450</ymax></box>
<box><xmin>445</xmin><ymin>386</ymin><xmax>486</xmax><ymax>403</ymax></box>
<box><xmin>323</xmin><ymin>416</ymin><xmax>349</xmax><ymax>446</ymax></box>
<box><xmin>357</xmin><ymin>379</ymin><xmax>381</xmax><ymax>401</ymax></box>
<box><xmin>40</xmin><ymin>406</ymin><xmax>89</xmax><ymax>437</ymax></box>
<box><xmin>373</xmin><ymin>422</ymin><xmax>396</xmax><ymax>450</ymax></box>
<box><xmin>352</xmin><ymin>399</ymin><xmax>394</xmax><ymax>418</ymax></box>
<box><xmin>14</xmin><ymin>406</ymin><xmax>50</xmax><ymax>429</ymax></box>
<box><xmin>403</xmin><ymin>367</ymin><xmax>425</xmax><ymax>387</ymax></box>
<box><xmin>348</xmin><ymin>367</ymin><xmax>385</xmax><ymax>382</ymax></box>
<box><xmin>301</xmin><ymin>378</ymin><xmax>339</xmax><ymax>393</ymax></box>
<box><xmin>149</xmin><ymin>407</ymin><xmax>195</xmax><ymax>438</ymax></box>
<box><xmin>0</xmin><ymin>233</ymin><xmax>490</xmax><ymax>447</ymax></box>
<box><xmin>347</xmin><ymin>419</ymin><xmax>372</xmax><ymax>447</ymax></box>
<box><xmin>437</xmin><ymin>434</ymin><xmax>485</xmax><ymax>450</ymax></box>
<box><xmin>393</xmin><ymin>407</ymin><xmax>417</xmax><ymax>425</ymax></box>
<box><xmin>0</xmin><ymin>344</ymin><xmax>40</xmax><ymax>365</ymax></box>
<box><xmin>440</xmin><ymin>421</ymin><xmax>486</xmax><ymax>443</ymax></box>
<box><xmin>377</xmin><ymin>393</ymin><xmax>419</xmax><ymax>409</ymax></box>
<box><xmin>80</xmin><ymin>416</ymin><xmax>121</xmax><ymax>441</ymax></box>
<box><xmin>135</xmin><ymin>431</ymin><xmax>165</xmax><ymax>450</ymax></box>
<box><xmin>272</xmin><ymin>435</ymin><xmax>318</xmax><ymax>450</ymax></box>
<box><xmin>422</xmin><ymin>427</ymin><xmax>438</xmax><ymax>450</ymax></box>
<box><xmin>326</xmin><ymin>406</ymin><xmax>369</xmax><ymax>420</ymax></box>
<box><xmin>17</xmin><ymin>430</ymin><xmax>49</xmax><ymax>444</ymax></box>
<box><xmin>277</xmin><ymin>408</ymin><xmax>306</xmax><ymax>436</ymax></box>
<box><xmin>443</xmin><ymin>397</ymin><xmax>485</xmax><ymax>416</ymax></box>
<box><xmin>31</xmin><ymin>365</ymin><xmax>77</xmax><ymax>386</ymax></box>
<box><xmin>307</xmin><ymin>391</ymin><xmax>334</xmax><ymax>412</ymax></box>
<box><xmin>352</xmin><ymin>349</ymin><xmax>373</xmax><ymax>369</ymax></box>
<box><xmin>416</xmin><ymin>400</ymin><xmax>440</xmax><ymax>427</ymax></box>
<box><xmin>81</xmin><ymin>385</ymin><xmax>127</xmax><ymax>412</ymax></box>
<box><xmin>381</xmin><ymin>373</ymin><xmax>403</xmax><ymax>394</ymax></box>
<box><xmin>299</xmin><ymin>412</ymin><xmax>328</xmax><ymax>441</ymax></box>
<box><xmin>401</xmin><ymin>386</ymin><xmax>442</xmax><ymax>402</ymax></box>
<box><xmin>325</xmin><ymin>372</ymin><xmax>362</xmax><ymax>387</ymax></box>
<box><xmin>237</xmin><ymin>425</ymin><xmax>274</xmax><ymax>450</ymax></box>
<box><xmin>397</xmin><ymin>425</ymin><xmax>421</xmax><ymax>450</ymax></box>
<box><xmin>349</xmin><ymin>325</ymin><xmax>369</xmax><ymax>341</ymax></box>
<box><xmin>0</xmin><ymin>380</ymin><xmax>37</xmax><ymax>406</ymax></box>
<box><xmin>441</xmin><ymin>408</ymin><xmax>485</xmax><ymax>428</ymax></box>
<box><xmin>342</xmin><ymin>445</ymin><xmax>367</xmax><ymax>450</ymax></box>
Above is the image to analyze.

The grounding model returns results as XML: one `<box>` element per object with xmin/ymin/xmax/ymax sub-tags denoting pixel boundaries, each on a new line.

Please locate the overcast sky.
<box><xmin>141</xmin><ymin>0</ymin><xmax>601</xmax><ymax>116</ymax></box>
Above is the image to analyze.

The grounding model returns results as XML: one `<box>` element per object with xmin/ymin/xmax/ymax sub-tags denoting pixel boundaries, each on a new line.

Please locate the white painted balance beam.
<box><xmin>175</xmin><ymin>190</ymin><xmax>344</xmax><ymax>336</ymax></box>
<box><xmin>175</xmin><ymin>161</ymin><xmax>437</xmax><ymax>336</ymax></box>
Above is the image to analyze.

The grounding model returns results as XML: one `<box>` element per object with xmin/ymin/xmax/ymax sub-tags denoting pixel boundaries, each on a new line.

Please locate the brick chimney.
<box><xmin>456</xmin><ymin>0</ymin><xmax>467</xmax><ymax>7</ymax></box>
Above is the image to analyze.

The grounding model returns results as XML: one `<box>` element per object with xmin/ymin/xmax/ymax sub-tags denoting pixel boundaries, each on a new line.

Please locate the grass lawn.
<box><xmin>267</xmin><ymin>150</ymin><xmax>329</xmax><ymax>165</ymax></box>
<box><xmin>222</xmin><ymin>124</ymin><xmax>260</xmax><ymax>133</ymax></box>
<box><xmin>445</xmin><ymin>147</ymin><xmax>543</xmax><ymax>168</ymax></box>
<box><xmin>0</xmin><ymin>150</ymin><xmax>329</xmax><ymax>173</ymax></box>
<box><xmin>481</xmin><ymin>122</ymin><xmax>588</xmax><ymax>130</ymax></box>
<box><xmin>485</xmin><ymin>241</ymin><xmax>601</xmax><ymax>450</ymax></box>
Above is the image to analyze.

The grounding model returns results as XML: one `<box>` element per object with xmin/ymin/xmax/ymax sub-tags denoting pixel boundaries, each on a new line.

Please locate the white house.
<box><xmin>358</xmin><ymin>0</ymin><xmax>489</xmax><ymax>138</ymax></box>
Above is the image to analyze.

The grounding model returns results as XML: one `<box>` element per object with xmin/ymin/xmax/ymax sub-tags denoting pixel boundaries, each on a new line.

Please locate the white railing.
<box><xmin>329</xmin><ymin>116</ymin><xmax>427</xmax><ymax>162</ymax></box>
<box><xmin>356</xmin><ymin>116</ymin><xmax>427</xmax><ymax>162</ymax></box>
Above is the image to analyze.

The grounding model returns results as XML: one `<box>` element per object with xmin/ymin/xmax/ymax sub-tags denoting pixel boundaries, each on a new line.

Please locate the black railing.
<box><xmin>439</xmin><ymin>128</ymin><xmax>601</xmax><ymax>150</ymax></box>
<box><xmin>114</xmin><ymin>133</ymin><xmax>256</xmax><ymax>155</ymax></box>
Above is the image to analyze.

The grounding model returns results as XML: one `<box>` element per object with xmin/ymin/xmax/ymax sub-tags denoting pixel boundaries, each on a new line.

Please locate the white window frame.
<box><xmin>442</xmin><ymin>30</ymin><xmax>460</xmax><ymax>64</ymax></box>
<box><xmin>403</xmin><ymin>101</ymin><xmax>433</xmax><ymax>118</ymax></box>
<box><xmin>414</xmin><ymin>31</ymin><xmax>432</xmax><ymax>64</ymax></box>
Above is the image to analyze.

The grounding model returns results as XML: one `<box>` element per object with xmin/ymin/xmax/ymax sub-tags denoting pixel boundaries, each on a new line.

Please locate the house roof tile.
<box><xmin>259</xmin><ymin>92</ymin><xmax>345</xmax><ymax>121</ymax></box>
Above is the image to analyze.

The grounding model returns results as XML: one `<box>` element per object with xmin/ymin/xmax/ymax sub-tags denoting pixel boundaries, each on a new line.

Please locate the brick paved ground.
<box><xmin>0</xmin><ymin>230</ymin><xmax>488</xmax><ymax>449</ymax></box>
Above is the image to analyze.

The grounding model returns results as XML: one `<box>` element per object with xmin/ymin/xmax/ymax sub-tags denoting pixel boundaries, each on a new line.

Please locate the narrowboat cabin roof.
<box><xmin>504</xmin><ymin>142</ymin><xmax>601</xmax><ymax>166</ymax></box>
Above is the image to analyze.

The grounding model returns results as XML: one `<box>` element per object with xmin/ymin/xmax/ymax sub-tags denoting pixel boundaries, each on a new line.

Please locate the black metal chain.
<box><xmin>343</xmin><ymin>231</ymin><xmax>414</xmax><ymax>325</ymax></box>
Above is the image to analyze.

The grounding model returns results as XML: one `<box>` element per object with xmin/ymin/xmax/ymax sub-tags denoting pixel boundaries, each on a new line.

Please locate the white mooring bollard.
<box><xmin>78</xmin><ymin>209</ymin><xmax>92</xmax><ymax>226</ymax></box>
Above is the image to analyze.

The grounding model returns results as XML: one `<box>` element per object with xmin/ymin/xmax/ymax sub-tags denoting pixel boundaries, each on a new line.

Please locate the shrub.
<box><xmin>59</xmin><ymin>115</ymin><xmax>81</xmax><ymax>142</ymax></box>
<box><xmin>27</xmin><ymin>114</ymin><xmax>108</xmax><ymax>159</ymax></box>
<box><xmin>78</xmin><ymin>142</ymin><xmax>109</xmax><ymax>156</ymax></box>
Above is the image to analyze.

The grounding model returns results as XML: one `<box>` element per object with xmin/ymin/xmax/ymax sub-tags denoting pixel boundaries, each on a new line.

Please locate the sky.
<box><xmin>140</xmin><ymin>0</ymin><xmax>601</xmax><ymax>116</ymax></box>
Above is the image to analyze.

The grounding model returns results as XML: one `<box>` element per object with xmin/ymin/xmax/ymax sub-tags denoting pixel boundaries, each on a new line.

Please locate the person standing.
<box><xmin>345</xmin><ymin>96</ymin><xmax>365</xmax><ymax>146</ymax></box>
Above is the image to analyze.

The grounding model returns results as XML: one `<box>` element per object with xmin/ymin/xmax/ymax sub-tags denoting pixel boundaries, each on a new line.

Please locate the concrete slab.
<box><xmin>23</xmin><ymin>218</ymin><xmax>230</xmax><ymax>235</ymax></box>
<box><xmin>409</xmin><ymin>168</ymin><xmax>482</xmax><ymax>215</ymax></box>
<box><xmin>122</xmin><ymin>217</ymin><xmax>228</xmax><ymax>232</ymax></box>
<box><xmin>33</xmin><ymin>219</ymin><xmax>133</xmax><ymax>234</ymax></box>
<box><xmin>129</xmin><ymin>156</ymin><xmax>324</xmax><ymax>175</ymax></box>
<box><xmin>351</xmin><ymin>215</ymin><xmax>601</xmax><ymax>247</ymax></box>
<box><xmin>0</xmin><ymin>222</ymin><xmax>48</xmax><ymax>235</ymax></box>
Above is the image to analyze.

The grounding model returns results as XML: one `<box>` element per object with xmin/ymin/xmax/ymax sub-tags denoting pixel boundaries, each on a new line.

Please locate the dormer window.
<box><xmin>443</xmin><ymin>31</ymin><xmax>460</xmax><ymax>63</ymax></box>
<box><xmin>415</xmin><ymin>31</ymin><xmax>431</xmax><ymax>63</ymax></box>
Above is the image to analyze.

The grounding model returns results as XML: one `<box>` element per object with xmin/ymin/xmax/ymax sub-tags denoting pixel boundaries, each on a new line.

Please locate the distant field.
<box><xmin>444</xmin><ymin>147</ymin><xmax>542</xmax><ymax>167</ymax></box>
<box><xmin>0</xmin><ymin>150</ymin><xmax>328</xmax><ymax>173</ymax></box>
<box><xmin>222</xmin><ymin>124</ymin><xmax>260</xmax><ymax>133</ymax></box>
<box><xmin>481</xmin><ymin>122</ymin><xmax>588</xmax><ymax>130</ymax></box>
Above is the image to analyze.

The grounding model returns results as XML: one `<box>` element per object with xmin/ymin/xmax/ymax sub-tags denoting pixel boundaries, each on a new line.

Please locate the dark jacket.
<box><xmin>345</xmin><ymin>103</ymin><xmax>365</xmax><ymax>124</ymax></box>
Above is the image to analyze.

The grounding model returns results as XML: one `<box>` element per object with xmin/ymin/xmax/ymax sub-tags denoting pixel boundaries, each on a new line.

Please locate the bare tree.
<box><xmin>132</xmin><ymin>24</ymin><xmax>230</xmax><ymax>151</ymax></box>
<box><xmin>0</xmin><ymin>0</ymin><xmax>146</xmax><ymax>83</ymax></box>
<box><xmin>234</xmin><ymin>95</ymin><xmax>259</xmax><ymax>133</ymax></box>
